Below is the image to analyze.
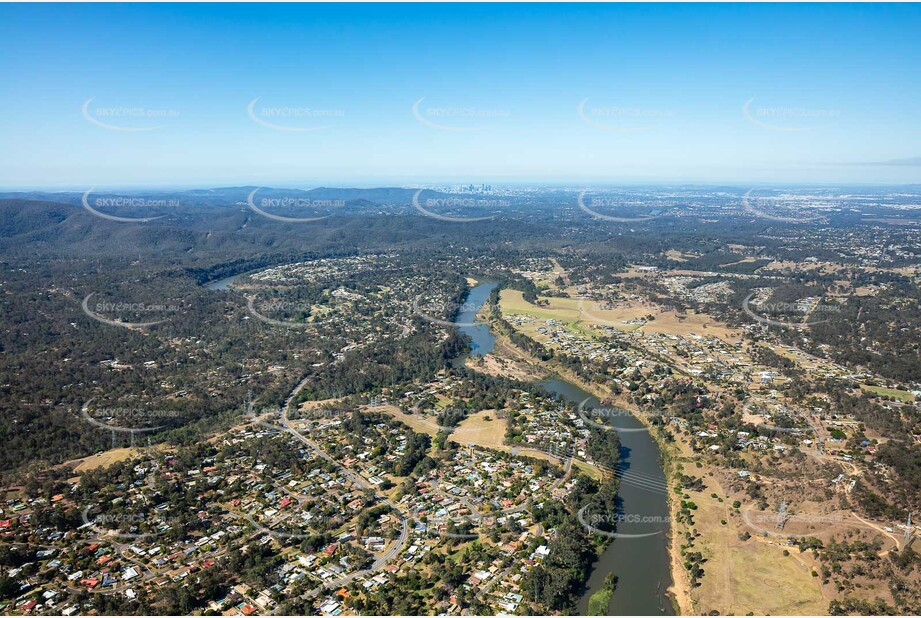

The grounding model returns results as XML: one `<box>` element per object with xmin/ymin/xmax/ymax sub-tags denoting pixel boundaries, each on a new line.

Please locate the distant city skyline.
<box><xmin>2</xmin><ymin>3</ymin><xmax>921</xmax><ymax>188</ymax></box>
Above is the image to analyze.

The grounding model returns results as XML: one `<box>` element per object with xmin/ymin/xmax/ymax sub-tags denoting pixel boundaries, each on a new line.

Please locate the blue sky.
<box><xmin>2</xmin><ymin>3</ymin><xmax>920</xmax><ymax>189</ymax></box>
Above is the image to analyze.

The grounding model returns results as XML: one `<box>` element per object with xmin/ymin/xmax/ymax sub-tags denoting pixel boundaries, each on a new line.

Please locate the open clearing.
<box><xmin>725</xmin><ymin>542</ymin><xmax>827</xmax><ymax>615</ymax></box>
<box><xmin>370</xmin><ymin>405</ymin><xmax>441</xmax><ymax>437</ymax></box>
<box><xmin>860</xmin><ymin>384</ymin><xmax>915</xmax><ymax>401</ymax></box>
<box><xmin>689</xmin><ymin>484</ymin><xmax>827</xmax><ymax>615</ymax></box>
<box><xmin>668</xmin><ymin>437</ymin><xmax>827</xmax><ymax>615</ymax></box>
<box><xmin>465</xmin><ymin>351</ymin><xmax>545</xmax><ymax>382</ymax></box>
<box><xmin>70</xmin><ymin>447</ymin><xmax>138</xmax><ymax>473</ymax></box>
<box><xmin>671</xmin><ymin>441</ymin><xmax>829</xmax><ymax>616</ymax></box>
<box><xmin>464</xmin><ymin>329</ymin><xmax>548</xmax><ymax>382</ymax></box>
<box><xmin>452</xmin><ymin>410</ymin><xmax>507</xmax><ymax>449</ymax></box>
<box><xmin>665</xmin><ymin>249</ymin><xmax>690</xmax><ymax>262</ymax></box>
<box><xmin>499</xmin><ymin>289</ymin><xmax>742</xmax><ymax>343</ymax></box>
<box><xmin>373</xmin><ymin>405</ymin><xmax>568</xmax><ymax>469</ymax></box>
<box><xmin>298</xmin><ymin>397</ymin><xmax>345</xmax><ymax>412</ymax></box>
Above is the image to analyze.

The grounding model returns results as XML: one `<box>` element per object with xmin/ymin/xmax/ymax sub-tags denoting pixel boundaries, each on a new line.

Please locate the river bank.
<box><xmin>451</xmin><ymin>281</ymin><xmax>675</xmax><ymax>615</ymax></box>
<box><xmin>480</xmin><ymin>308</ymin><xmax>693</xmax><ymax>615</ymax></box>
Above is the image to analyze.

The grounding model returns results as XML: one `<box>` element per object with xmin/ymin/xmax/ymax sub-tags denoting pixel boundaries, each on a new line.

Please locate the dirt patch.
<box><xmin>298</xmin><ymin>397</ymin><xmax>344</xmax><ymax>412</ymax></box>
<box><xmin>665</xmin><ymin>249</ymin><xmax>689</xmax><ymax>262</ymax></box>
<box><xmin>370</xmin><ymin>405</ymin><xmax>440</xmax><ymax>438</ymax></box>
<box><xmin>465</xmin><ymin>352</ymin><xmax>541</xmax><ymax>382</ymax></box>
<box><xmin>70</xmin><ymin>448</ymin><xmax>137</xmax><ymax>473</ymax></box>
<box><xmin>500</xmin><ymin>288</ymin><xmax>743</xmax><ymax>345</ymax></box>
<box><xmin>452</xmin><ymin>410</ymin><xmax>507</xmax><ymax>449</ymax></box>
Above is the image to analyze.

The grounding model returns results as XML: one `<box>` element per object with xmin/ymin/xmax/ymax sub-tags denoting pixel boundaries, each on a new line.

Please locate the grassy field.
<box><xmin>298</xmin><ymin>397</ymin><xmax>344</xmax><ymax>411</ymax></box>
<box><xmin>499</xmin><ymin>289</ymin><xmax>742</xmax><ymax>343</ymax></box>
<box><xmin>371</xmin><ymin>405</ymin><xmax>440</xmax><ymax>437</ymax></box>
<box><xmin>861</xmin><ymin>384</ymin><xmax>915</xmax><ymax>401</ymax></box>
<box><xmin>452</xmin><ymin>410</ymin><xmax>507</xmax><ymax>448</ymax></box>
<box><xmin>720</xmin><ymin>257</ymin><xmax>758</xmax><ymax>268</ymax></box>
<box><xmin>665</xmin><ymin>249</ymin><xmax>690</xmax><ymax>262</ymax></box>
<box><xmin>464</xmin><ymin>348</ymin><xmax>546</xmax><ymax>382</ymax></box>
<box><xmin>726</xmin><ymin>542</ymin><xmax>826</xmax><ymax>615</ymax></box>
<box><xmin>499</xmin><ymin>289</ymin><xmax>650</xmax><ymax>336</ymax></box>
<box><xmin>71</xmin><ymin>447</ymin><xmax>137</xmax><ymax>473</ymax></box>
<box><xmin>375</xmin><ymin>404</ymin><xmax>575</xmax><ymax>472</ymax></box>
<box><xmin>679</xmin><ymin>453</ymin><xmax>827</xmax><ymax>614</ymax></box>
<box><xmin>572</xmin><ymin>459</ymin><xmax>604</xmax><ymax>481</ymax></box>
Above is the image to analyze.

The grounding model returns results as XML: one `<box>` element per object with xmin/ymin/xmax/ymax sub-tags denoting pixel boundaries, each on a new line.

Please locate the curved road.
<box><xmin>270</xmin><ymin>376</ymin><xmax>410</xmax><ymax>609</ymax></box>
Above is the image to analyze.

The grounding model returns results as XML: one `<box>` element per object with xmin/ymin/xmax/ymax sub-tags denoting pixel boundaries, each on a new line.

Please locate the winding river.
<box><xmin>206</xmin><ymin>272</ymin><xmax>675</xmax><ymax>614</ymax></box>
<box><xmin>450</xmin><ymin>281</ymin><xmax>500</xmax><ymax>367</ymax></box>
<box><xmin>454</xmin><ymin>281</ymin><xmax>675</xmax><ymax>616</ymax></box>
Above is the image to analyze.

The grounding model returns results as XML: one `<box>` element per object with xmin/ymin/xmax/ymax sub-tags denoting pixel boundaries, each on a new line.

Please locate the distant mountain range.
<box><xmin>0</xmin><ymin>187</ymin><xmax>505</xmax><ymax>260</ymax></box>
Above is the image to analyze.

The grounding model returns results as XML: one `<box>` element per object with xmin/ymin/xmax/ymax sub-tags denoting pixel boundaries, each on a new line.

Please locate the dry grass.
<box><xmin>298</xmin><ymin>397</ymin><xmax>344</xmax><ymax>412</ymax></box>
<box><xmin>725</xmin><ymin>542</ymin><xmax>827</xmax><ymax>615</ymax></box>
<box><xmin>452</xmin><ymin>410</ymin><xmax>507</xmax><ymax>449</ymax></box>
<box><xmin>720</xmin><ymin>257</ymin><xmax>758</xmax><ymax>268</ymax></box>
<box><xmin>369</xmin><ymin>405</ymin><xmax>440</xmax><ymax>438</ymax></box>
<box><xmin>674</xmin><ymin>443</ymin><xmax>828</xmax><ymax>615</ymax></box>
<box><xmin>572</xmin><ymin>459</ymin><xmax>603</xmax><ymax>481</ymax></box>
<box><xmin>71</xmin><ymin>448</ymin><xmax>137</xmax><ymax>473</ymax></box>
<box><xmin>665</xmin><ymin>249</ymin><xmax>690</xmax><ymax>262</ymax></box>
<box><xmin>644</xmin><ymin>310</ymin><xmax>742</xmax><ymax>342</ymax></box>
<box><xmin>373</xmin><ymin>405</ymin><xmax>567</xmax><ymax>469</ymax></box>
<box><xmin>464</xmin><ymin>331</ymin><xmax>548</xmax><ymax>382</ymax></box>
<box><xmin>499</xmin><ymin>289</ymin><xmax>743</xmax><ymax>343</ymax></box>
<box><xmin>465</xmin><ymin>353</ymin><xmax>543</xmax><ymax>382</ymax></box>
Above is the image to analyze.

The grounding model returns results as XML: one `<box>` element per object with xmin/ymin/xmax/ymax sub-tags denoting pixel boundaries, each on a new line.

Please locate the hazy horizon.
<box><xmin>5</xmin><ymin>179</ymin><xmax>921</xmax><ymax>193</ymax></box>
